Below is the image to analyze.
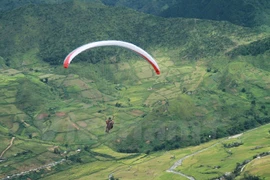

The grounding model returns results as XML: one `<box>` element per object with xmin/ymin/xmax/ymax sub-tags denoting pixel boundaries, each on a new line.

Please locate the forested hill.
<box><xmin>2</xmin><ymin>0</ymin><xmax>270</xmax><ymax>27</ymax></box>
<box><xmin>101</xmin><ymin>0</ymin><xmax>270</xmax><ymax>27</ymax></box>
<box><xmin>0</xmin><ymin>0</ymin><xmax>67</xmax><ymax>11</ymax></box>
<box><xmin>0</xmin><ymin>0</ymin><xmax>256</xmax><ymax>66</ymax></box>
<box><xmin>0</xmin><ymin>0</ymin><xmax>103</xmax><ymax>12</ymax></box>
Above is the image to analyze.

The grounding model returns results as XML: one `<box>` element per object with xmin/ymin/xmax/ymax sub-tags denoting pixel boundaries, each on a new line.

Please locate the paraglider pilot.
<box><xmin>105</xmin><ymin>117</ymin><xmax>114</xmax><ymax>133</ymax></box>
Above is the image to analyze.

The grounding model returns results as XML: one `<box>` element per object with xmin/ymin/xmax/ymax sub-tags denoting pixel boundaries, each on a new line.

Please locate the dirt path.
<box><xmin>167</xmin><ymin>133</ymin><xmax>244</xmax><ymax>179</ymax></box>
<box><xmin>0</xmin><ymin>137</ymin><xmax>15</xmax><ymax>158</ymax></box>
<box><xmin>167</xmin><ymin>142</ymin><xmax>220</xmax><ymax>180</ymax></box>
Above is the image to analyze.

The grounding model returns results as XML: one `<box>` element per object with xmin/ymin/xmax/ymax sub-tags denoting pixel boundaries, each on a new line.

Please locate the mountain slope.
<box><xmin>0</xmin><ymin>1</ymin><xmax>270</xmax><ymax>179</ymax></box>
<box><xmin>0</xmin><ymin>1</ymin><xmax>260</xmax><ymax>66</ymax></box>
<box><xmin>0</xmin><ymin>0</ymin><xmax>102</xmax><ymax>12</ymax></box>
<box><xmin>2</xmin><ymin>0</ymin><xmax>270</xmax><ymax>27</ymax></box>
<box><xmin>0</xmin><ymin>0</ymin><xmax>269</xmax><ymax>155</ymax></box>
<box><xmin>101</xmin><ymin>0</ymin><xmax>270</xmax><ymax>27</ymax></box>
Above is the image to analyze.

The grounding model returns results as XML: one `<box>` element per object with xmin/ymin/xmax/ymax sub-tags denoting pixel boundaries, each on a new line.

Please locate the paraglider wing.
<box><xmin>63</xmin><ymin>40</ymin><xmax>160</xmax><ymax>75</ymax></box>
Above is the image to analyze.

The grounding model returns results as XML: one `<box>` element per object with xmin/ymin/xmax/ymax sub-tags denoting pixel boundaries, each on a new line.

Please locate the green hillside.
<box><xmin>0</xmin><ymin>0</ymin><xmax>103</xmax><ymax>12</ymax></box>
<box><xmin>1</xmin><ymin>122</ymin><xmax>268</xmax><ymax>179</ymax></box>
<box><xmin>0</xmin><ymin>0</ymin><xmax>269</xmax><ymax>179</ymax></box>
<box><xmin>1</xmin><ymin>0</ymin><xmax>269</xmax><ymax>152</ymax></box>
<box><xmin>2</xmin><ymin>0</ymin><xmax>270</xmax><ymax>27</ymax></box>
<box><xmin>40</xmin><ymin>123</ymin><xmax>270</xmax><ymax>180</ymax></box>
<box><xmin>2</xmin><ymin>0</ymin><xmax>257</xmax><ymax>65</ymax></box>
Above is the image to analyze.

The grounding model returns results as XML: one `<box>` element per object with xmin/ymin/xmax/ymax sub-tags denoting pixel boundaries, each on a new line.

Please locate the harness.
<box><xmin>106</xmin><ymin>120</ymin><xmax>114</xmax><ymax>129</ymax></box>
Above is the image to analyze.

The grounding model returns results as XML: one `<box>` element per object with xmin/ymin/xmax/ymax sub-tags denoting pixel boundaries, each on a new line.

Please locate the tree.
<box><xmin>241</xmin><ymin>173</ymin><xmax>262</xmax><ymax>180</ymax></box>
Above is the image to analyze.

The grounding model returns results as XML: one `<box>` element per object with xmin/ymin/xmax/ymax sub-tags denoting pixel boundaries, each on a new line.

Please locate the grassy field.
<box><xmin>30</xmin><ymin>123</ymin><xmax>269</xmax><ymax>180</ymax></box>
<box><xmin>175</xmin><ymin>123</ymin><xmax>270</xmax><ymax>180</ymax></box>
<box><xmin>239</xmin><ymin>156</ymin><xmax>270</xmax><ymax>179</ymax></box>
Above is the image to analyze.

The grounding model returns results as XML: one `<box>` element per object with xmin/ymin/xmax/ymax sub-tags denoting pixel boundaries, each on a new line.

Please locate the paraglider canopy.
<box><xmin>63</xmin><ymin>40</ymin><xmax>160</xmax><ymax>75</ymax></box>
